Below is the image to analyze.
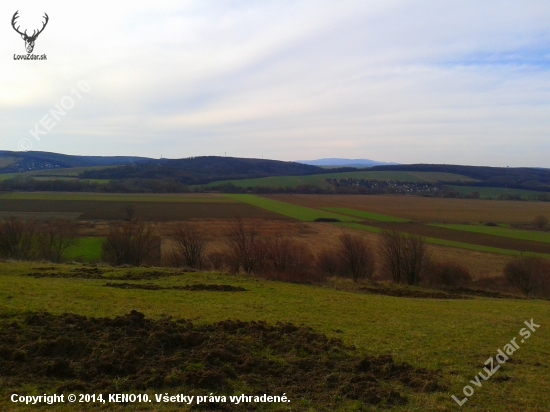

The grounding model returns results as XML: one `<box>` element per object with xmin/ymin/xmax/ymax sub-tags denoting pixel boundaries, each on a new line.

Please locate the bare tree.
<box><xmin>504</xmin><ymin>256</ymin><xmax>549</xmax><ymax>297</ymax></box>
<box><xmin>264</xmin><ymin>236</ymin><xmax>316</xmax><ymax>280</ymax></box>
<box><xmin>379</xmin><ymin>230</ymin><xmax>429</xmax><ymax>285</ymax></box>
<box><xmin>224</xmin><ymin>217</ymin><xmax>265</xmax><ymax>274</ymax></box>
<box><xmin>0</xmin><ymin>218</ymin><xmax>37</xmax><ymax>260</ymax></box>
<box><xmin>337</xmin><ymin>233</ymin><xmax>376</xmax><ymax>282</ymax></box>
<box><xmin>169</xmin><ymin>223</ymin><xmax>207</xmax><ymax>268</ymax></box>
<box><xmin>401</xmin><ymin>234</ymin><xmax>430</xmax><ymax>286</ymax></box>
<box><xmin>102</xmin><ymin>219</ymin><xmax>160</xmax><ymax>266</ymax></box>
<box><xmin>379</xmin><ymin>230</ymin><xmax>405</xmax><ymax>283</ymax></box>
<box><xmin>37</xmin><ymin>220</ymin><xmax>77</xmax><ymax>263</ymax></box>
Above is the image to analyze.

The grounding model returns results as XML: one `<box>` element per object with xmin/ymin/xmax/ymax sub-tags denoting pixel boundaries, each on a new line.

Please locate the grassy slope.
<box><xmin>0</xmin><ymin>263</ymin><xmax>548</xmax><ymax>411</ymax></box>
<box><xmin>432</xmin><ymin>224</ymin><xmax>550</xmax><ymax>244</ymax></box>
<box><xmin>209</xmin><ymin>171</ymin><xmax>476</xmax><ymax>188</ymax></box>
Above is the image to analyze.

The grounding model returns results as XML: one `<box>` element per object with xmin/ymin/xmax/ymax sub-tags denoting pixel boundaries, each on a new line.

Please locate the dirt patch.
<box><xmin>358</xmin><ymin>286</ymin><xmax>468</xmax><ymax>299</ymax></box>
<box><xmin>104</xmin><ymin>283</ymin><xmax>247</xmax><ymax>292</ymax></box>
<box><xmin>445</xmin><ymin>287</ymin><xmax>522</xmax><ymax>299</ymax></box>
<box><xmin>26</xmin><ymin>269</ymin><xmax>190</xmax><ymax>281</ymax></box>
<box><xmin>0</xmin><ymin>311</ymin><xmax>445</xmax><ymax>410</ymax></box>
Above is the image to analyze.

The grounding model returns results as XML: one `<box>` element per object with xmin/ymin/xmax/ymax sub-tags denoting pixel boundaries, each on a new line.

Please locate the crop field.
<box><xmin>323</xmin><ymin>207</ymin><xmax>410</xmax><ymax>223</ymax></box>
<box><xmin>0</xmin><ymin>192</ymin><xmax>235</xmax><ymax>202</ymax></box>
<box><xmin>0</xmin><ymin>262</ymin><xmax>549</xmax><ymax>411</ymax></box>
<box><xmin>266</xmin><ymin>194</ymin><xmax>550</xmax><ymax>224</ymax></box>
<box><xmin>432</xmin><ymin>224</ymin><xmax>550</xmax><ymax>244</ymax></box>
<box><xmin>0</xmin><ymin>199</ymin><xmax>286</xmax><ymax>221</ymax></box>
<box><xmin>208</xmin><ymin>171</ymin><xmax>476</xmax><ymax>189</ymax></box>
<box><xmin>64</xmin><ymin>238</ymin><xmax>104</xmax><ymax>263</ymax></box>
<box><xmin>450</xmin><ymin>185</ymin><xmax>549</xmax><ymax>200</ymax></box>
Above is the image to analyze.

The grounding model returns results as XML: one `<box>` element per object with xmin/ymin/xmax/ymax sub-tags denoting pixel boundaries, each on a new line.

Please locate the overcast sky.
<box><xmin>1</xmin><ymin>1</ymin><xmax>549</xmax><ymax>166</ymax></box>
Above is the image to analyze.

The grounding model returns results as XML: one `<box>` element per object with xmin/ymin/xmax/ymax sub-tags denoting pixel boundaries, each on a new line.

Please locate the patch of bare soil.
<box><xmin>26</xmin><ymin>269</ymin><xmax>191</xmax><ymax>280</ymax></box>
<box><xmin>358</xmin><ymin>286</ymin><xmax>469</xmax><ymax>299</ymax></box>
<box><xmin>445</xmin><ymin>287</ymin><xmax>523</xmax><ymax>299</ymax></box>
<box><xmin>104</xmin><ymin>283</ymin><xmax>247</xmax><ymax>292</ymax></box>
<box><xmin>0</xmin><ymin>311</ymin><xmax>445</xmax><ymax>410</ymax></box>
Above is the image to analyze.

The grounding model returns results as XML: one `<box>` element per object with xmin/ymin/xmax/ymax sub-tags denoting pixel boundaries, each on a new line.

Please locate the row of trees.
<box><xmin>0</xmin><ymin>218</ymin><xmax>77</xmax><ymax>262</ymax></box>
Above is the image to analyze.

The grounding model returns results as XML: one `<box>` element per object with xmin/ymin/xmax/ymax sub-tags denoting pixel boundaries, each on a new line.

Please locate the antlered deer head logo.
<box><xmin>12</xmin><ymin>11</ymin><xmax>49</xmax><ymax>54</ymax></box>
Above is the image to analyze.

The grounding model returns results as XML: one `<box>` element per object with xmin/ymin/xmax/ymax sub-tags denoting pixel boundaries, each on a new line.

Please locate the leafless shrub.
<box><xmin>169</xmin><ymin>223</ymin><xmax>207</xmax><ymax>268</ymax></box>
<box><xmin>102</xmin><ymin>219</ymin><xmax>160</xmax><ymax>266</ymax></box>
<box><xmin>224</xmin><ymin>217</ymin><xmax>267</xmax><ymax>274</ymax></box>
<box><xmin>504</xmin><ymin>256</ymin><xmax>550</xmax><ymax>297</ymax></box>
<box><xmin>0</xmin><ymin>218</ymin><xmax>37</xmax><ymax>260</ymax></box>
<box><xmin>533</xmin><ymin>215</ymin><xmax>548</xmax><ymax>229</ymax></box>
<box><xmin>424</xmin><ymin>260</ymin><xmax>472</xmax><ymax>288</ymax></box>
<box><xmin>316</xmin><ymin>248</ymin><xmax>342</xmax><ymax>277</ymax></box>
<box><xmin>379</xmin><ymin>230</ymin><xmax>430</xmax><ymax>285</ymax></box>
<box><xmin>262</xmin><ymin>237</ymin><xmax>320</xmax><ymax>283</ymax></box>
<box><xmin>337</xmin><ymin>233</ymin><xmax>376</xmax><ymax>282</ymax></box>
<box><xmin>207</xmin><ymin>251</ymin><xmax>228</xmax><ymax>271</ymax></box>
<box><xmin>37</xmin><ymin>220</ymin><xmax>77</xmax><ymax>263</ymax></box>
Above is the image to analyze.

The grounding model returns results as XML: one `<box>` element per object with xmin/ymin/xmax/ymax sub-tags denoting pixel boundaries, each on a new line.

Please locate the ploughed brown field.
<box><xmin>362</xmin><ymin>222</ymin><xmax>550</xmax><ymax>255</ymax></box>
<box><xmin>0</xmin><ymin>200</ymin><xmax>289</xmax><ymax>221</ymax></box>
<box><xmin>265</xmin><ymin>194</ymin><xmax>550</xmax><ymax>224</ymax></box>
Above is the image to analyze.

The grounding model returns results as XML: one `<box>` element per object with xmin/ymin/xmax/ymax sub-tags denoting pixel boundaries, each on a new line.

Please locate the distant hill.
<box><xmin>295</xmin><ymin>158</ymin><xmax>398</xmax><ymax>167</ymax></box>
<box><xmin>80</xmin><ymin>156</ymin><xmax>324</xmax><ymax>185</ymax></box>
<box><xmin>370</xmin><ymin>164</ymin><xmax>550</xmax><ymax>192</ymax></box>
<box><xmin>0</xmin><ymin>151</ymin><xmax>153</xmax><ymax>174</ymax></box>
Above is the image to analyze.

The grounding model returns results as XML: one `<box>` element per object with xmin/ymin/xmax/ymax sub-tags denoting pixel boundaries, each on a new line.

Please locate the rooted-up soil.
<box><xmin>27</xmin><ymin>269</ymin><xmax>190</xmax><ymax>280</ymax></box>
<box><xmin>104</xmin><ymin>282</ymin><xmax>247</xmax><ymax>292</ymax></box>
<box><xmin>358</xmin><ymin>286</ymin><xmax>468</xmax><ymax>299</ymax></box>
<box><xmin>0</xmin><ymin>311</ymin><xmax>445</xmax><ymax>410</ymax></box>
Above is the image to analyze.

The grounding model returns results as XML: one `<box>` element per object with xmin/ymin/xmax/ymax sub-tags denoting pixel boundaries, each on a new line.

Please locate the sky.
<box><xmin>0</xmin><ymin>1</ymin><xmax>549</xmax><ymax>167</ymax></box>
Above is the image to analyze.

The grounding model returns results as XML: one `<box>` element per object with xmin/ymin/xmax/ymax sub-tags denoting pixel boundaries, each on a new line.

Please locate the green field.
<box><xmin>226</xmin><ymin>194</ymin><xmax>358</xmax><ymax>221</ymax></box>
<box><xmin>432</xmin><ymin>224</ymin><xmax>550</xmax><ymax>243</ymax></box>
<box><xmin>209</xmin><ymin>171</ymin><xmax>476</xmax><ymax>189</ymax></box>
<box><xmin>323</xmin><ymin>207</ymin><xmax>410</xmax><ymax>222</ymax></box>
<box><xmin>449</xmin><ymin>185</ymin><xmax>549</xmax><ymax>199</ymax></box>
<box><xmin>64</xmin><ymin>237</ymin><xmax>104</xmax><ymax>262</ymax></box>
<box><xmin>0</xmin><ymin>262</ymin><xmax>548</xmax><ymax>411</ymax></box>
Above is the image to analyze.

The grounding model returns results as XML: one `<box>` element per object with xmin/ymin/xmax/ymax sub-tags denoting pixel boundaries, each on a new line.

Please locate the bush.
<box><xmin>316</xmin><ymin>248</ymin><xmax>342</xmax><ymax>277</ymax></box>
<box><xmin>262</xmin><ymin>237</ymin><xmax>319</xmax><ymax>283</ymax></box>
<box><xmin>504</xmin><ymin>256</ymin><xmax>550</xmax><ymax>297</ymax></box>
<box><xmin>102</xmin><ymin>219</ymin><xmax>160</xmax><ymax>266</ymax></box>
<box><xmin>36</xmin><ymin>220</ymin><xmax>77</xmax><ymax>263</ymax></box>
<box><xmin>168</xmin><ymin>223</ymin><xmax>207</xmax><ymax>268</ymax></box>
<box><xmin>337</xmin><ymin>233</ymin><xmax>376</xmax><ymax>282</ymax></box>
<box><xmin>424</xmin><ymin>260</ymin><xmax>472</xmax><ymax>288</ymax></box>
<box><xmin>0</xmin><ymin>218</ymin><xmax>37</xmax><ymax>260</ymax></box>
<box><xmin>379</xmin><ymin>230</ymin><xmax>430</xmax><ymax>285</ymax></box>
<box><xmin>224</xmin><ymin>217</ymin><xmax>266</xmax><ymax>274</ymax></box>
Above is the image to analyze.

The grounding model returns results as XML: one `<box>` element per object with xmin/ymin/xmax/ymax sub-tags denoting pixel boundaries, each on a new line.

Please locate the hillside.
<box><xmin>370</xmin><ymin>164</ymin><xmax>550</xmax><ymax>192</ymax></box>
<box><xmin>295</xmin><ymin>158</ymin><xmax>398</xmax><ymax>167</ymax></box>
<box><xmin>0</xmin><ymin>151</ymin><xmax>152</xmax><ymax>173</ymax></box>
<box><xmin>79</xmin><ymin>156</ymin><xmax>324</xmax><ymax>185</ymax></box>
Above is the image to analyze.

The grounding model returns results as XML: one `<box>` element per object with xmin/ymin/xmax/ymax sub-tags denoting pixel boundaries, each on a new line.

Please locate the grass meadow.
<box><xmin>0</xmin><ymin>262</ymin><xmax>548</xmax><ymax>411</ymax></box>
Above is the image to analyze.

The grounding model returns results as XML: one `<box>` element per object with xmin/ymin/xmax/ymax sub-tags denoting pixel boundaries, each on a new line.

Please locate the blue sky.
<box><xmin>1</xmin><ymin>0</ymin><xmax>549</xmax><ymax>166</ymax></box>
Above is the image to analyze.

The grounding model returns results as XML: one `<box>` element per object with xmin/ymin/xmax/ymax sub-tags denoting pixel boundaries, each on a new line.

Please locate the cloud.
<box><xmin>1</xmin><ymin>0</ymin><xmax>548</xmax><ymax>166</ymax></box>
